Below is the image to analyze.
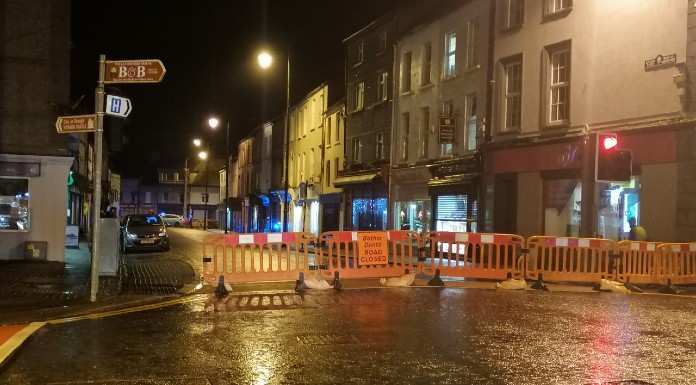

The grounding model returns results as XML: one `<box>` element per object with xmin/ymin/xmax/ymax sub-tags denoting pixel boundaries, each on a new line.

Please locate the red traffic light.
<box><xmin>599</xmin><ymin>133</ymin><xmax>618</xmax><ymax>151</ymax></box>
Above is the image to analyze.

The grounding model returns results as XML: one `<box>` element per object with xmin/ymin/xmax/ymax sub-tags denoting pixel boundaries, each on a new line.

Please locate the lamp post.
<box><xmin>209</xmin><ymin>117</ymin><xmax>230</xmax><ymax>234</ymax></box>
<box><xmin>259</xmin><ymin>50</ymin><xmax>290</xmax><ymax>232</ymax></box>
<box><xmin>199</xmin><ymin>148</ymin><xmax>209</xmax><ymax>231</ymax></box>
<box><xmin>183</xmin><ymin>157</ymin><xmax>190</xmax><ymax>224</ymax></box>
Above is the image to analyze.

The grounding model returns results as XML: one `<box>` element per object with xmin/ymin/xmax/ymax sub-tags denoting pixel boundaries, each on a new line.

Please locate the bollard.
<box><xmin>295</xmin><ymin>272</ymin><xmax>308</xmax><ymax>292</ymax></box>
<box><xmin>333</xmin><ymin>271</ymin><xmax>343</xmax><ymax>290</ymax></box>
<box><xmin>530</xmin><ymin>273</ymin><xmax>549</xmax><ymax>291</ymax></box>
<box><xmin>428</xmin><ymin>269</ymin><xmax>445</xmax><ymax>286</ymax></box>
<box><xmin>215</xmin><ymin>275</ymin><xmax>229</xmax><ymax>296</ymax></box>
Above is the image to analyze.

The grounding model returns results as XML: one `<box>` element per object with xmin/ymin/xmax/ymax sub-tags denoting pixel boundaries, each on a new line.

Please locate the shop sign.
<box><xmin>644</xmin><ymin>53</ymin><xmax>676</xmax><ymax>70</ymax></box>
<box><xmin>0</xmin><ymin>161</ymin><xmax>41</xmax><ymax>177</ymax></box>
<box><xmin>357</xmin><ymin>232</ymin><xmax>389</xmax><ymax>266</ymax></box>
<box><xmin>438</xmin><ymin>117</ymin><xmax>456</xmax><ymax>144</ymax></box>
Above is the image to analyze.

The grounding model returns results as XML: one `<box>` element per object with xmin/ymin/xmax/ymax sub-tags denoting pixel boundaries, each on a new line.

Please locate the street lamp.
<box><xmin>259</xmin><ymin>50</ymin><xmax>290</xmax><ymax>232</ymax></box>
<box><xmin>209</xmin><ymin>116</ymin><xmax>231</xmax><ymax>234</ymax></box>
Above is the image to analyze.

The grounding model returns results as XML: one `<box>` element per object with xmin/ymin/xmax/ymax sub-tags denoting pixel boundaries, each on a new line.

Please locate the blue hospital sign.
<box><xmin>105</xmin><ymin>95</ymin><xmax>132</xmax><ymax>118</ymax></box>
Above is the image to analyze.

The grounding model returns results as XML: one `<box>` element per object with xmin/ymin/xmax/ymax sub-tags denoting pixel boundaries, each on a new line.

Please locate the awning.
<box><xmin>333</xmin><ymin>173</ymin><xmax>379</xmax><ymax>187</ymax></box>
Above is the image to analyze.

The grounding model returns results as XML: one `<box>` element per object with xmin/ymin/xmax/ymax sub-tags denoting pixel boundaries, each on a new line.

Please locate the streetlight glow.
<box><xmin>199</xmin><ymin>150</ymin><xmax>208</xmax><ymax>160</ymax></box>
<box><xmin>208</xmin><ymin>117</ymin><xmax>220</xmax><ymax>129</ymax></box>
<box><xmin>258</xmin><ymin>52</ymin><xmax>272</xmax><ymax>69</ymax></box>
<box><xmin>193</xmin><ymin>138</ymin><xmax>202</xmax><ymax>147</ymax></box>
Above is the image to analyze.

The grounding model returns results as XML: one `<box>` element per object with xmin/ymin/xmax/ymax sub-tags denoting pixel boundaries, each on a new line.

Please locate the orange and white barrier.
<box><xmin>526</xmin><ymin>236</ymin><xmax>616</xmax><ymax>283</ymax></box>
<box><xmin>202</xmin><ymin>232</ymin><xmax>316</xmax><ymax>285</ymax></box>
<box><xmin>316</xmin><ymin>230</ymin><xmax>421</xmax><ymax>280</ymax></box>
<box><xmin>657</xmin><ymin>243</ymin><xmax>696</xmax><ymax>285</ymax></box>
<box><xmin>421</xmin><ymin>232</ymin><xmax>525</xmax><ymax>280</ymax></box>
<box><xmin>615</xmin><ymin>241</ymin><xmax>664</xmax><ymax>285</ymax></box>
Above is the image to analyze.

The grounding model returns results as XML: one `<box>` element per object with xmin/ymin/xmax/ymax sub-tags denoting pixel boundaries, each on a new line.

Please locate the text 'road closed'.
<box><xmin>357</xmin><ymin>232</ymin><xmax>389</xmax><ymax>266</ymax></box>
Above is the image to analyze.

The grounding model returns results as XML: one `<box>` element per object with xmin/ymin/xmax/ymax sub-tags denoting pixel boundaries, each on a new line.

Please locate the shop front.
<box><xmin>334</xmin><ymin>171</ymin><xmax>387</xmax><ymax>231</ymax></box>
<box><xmin>489</xmin><ymin>127</ymin><xmax>683</xmax><ymax>241</ymax></box>
<box><xmin>390</xmin><ymin>166</ymin><xmax>431</xmax><ymax>233</ymax></box>
<box><xmin>427</xmin><ymin>157</ymin><xmax>481</xmax><ymax>233</ymax></box>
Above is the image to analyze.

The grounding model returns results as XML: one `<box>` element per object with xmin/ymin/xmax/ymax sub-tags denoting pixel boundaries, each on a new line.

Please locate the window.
<box><xmin>376</xmin><ymin>132</ymin><xmax>384</xmax><ymax>160</ymax></box>
<box><xmin>355</xmin><ymin>42</ymin><xmax>364</xmax><ymax>65</ymax></box>
<box><xmin>505</xmin><ymin>0</ymin><xmax>524</xmax><ymax>28</ymax></box>
<box><xmin>465</xmin><ymin>94</ymin><xmax>477</xmax><ymax>151</ymax></box>
<box><xmin>310</xmin><ymin>148</ymin><xmax>315</xmax><ymax>181</ymax></box>
<box><xmin>441</xmin><ymin>101</ymin><xmax>454</xmax><ymax>156</ymax></box>
<box><xmin>335</xmin><ymin>114</ymin><xmax>341</xmax><ymax>143</ymax></box>
<box><xmin>466</xmin><ymin>18</ymin><xmax>479</xmax><ymax>70</ymax></box>
<box><xmin>326</xmin><ymin>159</ymin><xmax>331</xmax><ymax>187</ymax></box>
<box><xmin>444</xmin><ymin>32</ymin><xmax>457</xmax><ymax>77</ymax></box>
<box><xmin>377</xmin><ymin>72</ymin><xmax>388</xmax><ymax>101</ymax></box>
<box><xmin>550</xmin><ymin>49</ymin><xmax>569</xmax><ymax>123</ymax></box>
<box><xmin>503</xmin><ymin>57</ymin><xmax>522</xmax><ymax>132</ymax></box>
<box><xmin>545</xmin><ymin>0</ymin><xmax>572</xmax><ymax>16</ymax></box>
<box><xmin>0</xmin><ymin>178</ymin><xmax>29</xmax><ymax>231</ymax></box>
<box><xmin>334</xmin><ymin>157</ymin><xmax>339</xmax><ymax>179</ymax></box>
<box><xmin>301</xmin><ymin>153</ymin><xmax>306</xmax><ymax>181</ymax></box>
<box><xmin>379</xmin><ymin>29</ymin><xmax>387</xmax><ymax>52</ymax></box>
<box><xmin>352</xmin><ymin>137</ymin><xmax>362</xmax><ymax>164</ymax></box>
<box><xmin>420</xmin><ymin>107</ymin><xmax>429</xmax><ymax>158</ymax></box>
<box><xmin>401</xmin><ymin>113</ymin><xmax>409</xmax><ymax>161</ymax></box>
<box><xmin>421</xmin><ymin>42</ymin><xmax>432</xmax><ymax>86</ymax></box>
<box><xmin>326</xmin><ymin>116</ymin><xmax>332</xmax><ymax>146</ymax></box>
<box><xmin>543</xmin><ymin>43</ymin><xmax>570</xmax><ymax>126</ymax></box>
<box><xmin>354</xmin><ymin>82</ymin><xmax>364</xmax><ymax>110</ymax></box>
<box><xmin>401</xmin><ymin>52</ymin><xmax>412</xmax><ymax>92</ymax></box>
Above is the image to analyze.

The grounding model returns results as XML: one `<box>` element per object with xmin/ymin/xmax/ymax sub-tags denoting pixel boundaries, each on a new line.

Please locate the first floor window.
<box><xmin>375</xmin><ymin>132</ymin><xmax>385</xmax><ymax>160</ymax></box>
<box><xmin>354</xmin><ymin>82</ymin><xmax>364</xmax><ymax>110</ymax></box>
<box><xmin>466</xmin><ymin>94</ymin><xmax>477</xmax><ymax>151</ymax></box>
<box><xmin>0</xmin><ymin>178</ymin><xmax>29</xmax><ymax>231</ymax></box>
<box><xmin>420</xmin><ymin>107</ymin><xmax>429</xmax><ymax>158</ymax></box>
<box><xmin>547</xmin><ymin>45</ymin><xmax>570</xmax><ymax>125</ymax></box>
<box><xmin>378</xmin><ymin>72</ymin><xmax>388</xmax><ymax>101</ymax></box>
<box><xmin>504</xmin><ymin>60</ymin><xmax>522</xmax><ymax>131</ymax></box>
<box><xmin>352</xmin><ymin>137</ymin><xmax>362</xmax><ymax>164</ymax></box>
<box><xmin>401</xmin><ymin>113</ymin><xmax>410</xmax><ymax>161</ymax></box>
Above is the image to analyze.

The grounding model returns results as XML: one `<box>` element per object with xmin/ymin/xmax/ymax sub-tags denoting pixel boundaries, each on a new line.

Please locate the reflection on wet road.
<box><xmin>1</xmin><ymin>288</ymin><xmax>695</xmax><ymax>384</ymax></box>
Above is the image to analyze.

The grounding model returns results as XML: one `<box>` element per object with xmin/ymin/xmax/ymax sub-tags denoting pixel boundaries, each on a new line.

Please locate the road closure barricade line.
<box><xmin>526</xmin><ymin>236</ymin><xmax>616</xmax><ymax>283</ymax></box>
<box><xmin>202</xmin><ymin>232</ymin><xmax>315</xmax><ymax>285</ymax></box>
<box><xmin>316</xmin><ymin>230</ymin><xmax>421</xmax><ymax>280</ymax></box>
<box><xmin>615</xmin><ymin>241</ymin><xmax>664</xmax><ymax>285</ymax></box>
<box><xmin>657</xmin><ymin>242</ymin><xmax>696</xmax><ymax>285</ymax></box>
<box><xmin>420</xmin><ymin>232</ymin><xmax>525</xmax><ymax>280</ymax></box>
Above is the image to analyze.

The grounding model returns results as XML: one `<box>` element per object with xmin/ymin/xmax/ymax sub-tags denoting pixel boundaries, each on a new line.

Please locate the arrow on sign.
<box><xmin>55</xmin><ymin>114</ymin><xmax>97</xmax><ymax>133</ymax></box>
<box><xmin>105</xmin><ymin>95</ymin><xmax>132</xmax><ymax>118</ymax></box>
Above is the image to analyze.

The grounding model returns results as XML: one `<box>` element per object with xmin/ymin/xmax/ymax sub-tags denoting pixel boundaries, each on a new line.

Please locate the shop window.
<box><xmin>0</xmin><ymin>178</ymin><xmax>30</xmax><ymax>231</ymax></box>
<box><xmin>435</xmin><ymin>194</ymin><xmax>477</xmax><ymax>233</ymax></box>
<box><xmin>352</xmin><ymin>197</ymin><xmax>387</xmax><ymax>231</ymax></box>
<box><xmin>543</xmin><ymin>178</ymin><xmax>581</xmax><ymax>237</ymax></box>
<box><xmin>395</xmin><ymin>200</ymin><xmax>431</xmax><ymax>233</ymax></box>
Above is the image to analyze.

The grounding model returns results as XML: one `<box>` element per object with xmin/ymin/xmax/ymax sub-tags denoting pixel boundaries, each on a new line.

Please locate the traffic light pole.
<box><xmin>580</xmin><ymin>133</ymin><xmax>596</xmax><ymax>238</ymax></box>
<box><xmin>90</xmin><ymin>54</ymin><xmax>106</xmax><ymax>302</ymax></box>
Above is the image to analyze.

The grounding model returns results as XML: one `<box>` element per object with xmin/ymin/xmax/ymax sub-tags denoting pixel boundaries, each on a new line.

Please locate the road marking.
<box><xmin>48</xmin><ymin>296</ymin><xmax>202</xmax><ymax>324</ymax></box>
<box><xmin>0</xmin><ymin>322</ymin><xmax>46</xmax><ymax>365</ymax></box>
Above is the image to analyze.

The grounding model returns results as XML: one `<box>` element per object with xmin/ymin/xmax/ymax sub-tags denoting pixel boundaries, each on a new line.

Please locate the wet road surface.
<box><xmin>1</xmin><ymin>287</ymin><xmax>695</xmax><ymax>384</ymax></box>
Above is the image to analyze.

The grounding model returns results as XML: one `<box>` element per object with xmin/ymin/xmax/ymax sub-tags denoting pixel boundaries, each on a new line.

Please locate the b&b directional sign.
<box><xmin>105</xmin><ymin>95</ymin><xmax>132</xmax><ymax>118</ymax></box>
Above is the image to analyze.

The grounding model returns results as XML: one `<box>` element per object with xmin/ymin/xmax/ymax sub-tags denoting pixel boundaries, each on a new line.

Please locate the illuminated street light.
<box><xmin>259</xmin><ymin>50</ymin><xmax>290</xmax><ymax>232</ymax></box>
<box><xmin>208</xmin><ymin>115</ymin><xmax>231</xmax><ymax>233</ymax></box>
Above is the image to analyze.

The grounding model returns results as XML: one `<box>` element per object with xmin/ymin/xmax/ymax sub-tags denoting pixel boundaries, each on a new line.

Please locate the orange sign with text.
<box><xmin>104</xmin><ymin>59</ymin><xmax>166</xmax><ymax>83</ymax></box>
<box><xmin>357</xmin><ymin>232</ymin><xmax>389</xmax><ymax>266</ymax></box>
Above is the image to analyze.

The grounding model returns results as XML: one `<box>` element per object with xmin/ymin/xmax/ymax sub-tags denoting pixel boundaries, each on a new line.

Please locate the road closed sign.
<box><xmin>357</xmin><ymin>232</ymin><xmax>389</xmax><ymax>266</ymax></box>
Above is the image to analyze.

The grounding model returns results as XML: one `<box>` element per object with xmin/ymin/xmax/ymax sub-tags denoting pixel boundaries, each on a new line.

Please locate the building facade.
<box><xmin>485</xmin><ymin>0</ymin><xmax>694</xmax><ymax>242</ymax></box>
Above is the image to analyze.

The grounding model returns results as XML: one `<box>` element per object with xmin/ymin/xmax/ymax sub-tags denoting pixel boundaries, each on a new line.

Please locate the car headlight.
<box><xmin>126</xmin><ymin>232</ymin><xmax>138</xmax><ymax>239</ymax></box>
<box><xmin>159</xmin><ymin>232</ymin><xmax>167</xmax><ymax>237</ymax></box>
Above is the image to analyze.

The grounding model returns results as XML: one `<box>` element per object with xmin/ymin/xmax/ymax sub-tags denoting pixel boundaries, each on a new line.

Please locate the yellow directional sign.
<box><xmin>55</xmin><ymin>114</ymin><xmax>97</xmax><ymax>133</ymax></box>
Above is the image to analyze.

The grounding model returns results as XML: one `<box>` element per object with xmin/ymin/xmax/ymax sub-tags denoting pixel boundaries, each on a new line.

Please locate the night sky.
<box><xmin>70</xmin><ymin>0</ymin><xmax>409</xmax><ymax>178</ymax></box>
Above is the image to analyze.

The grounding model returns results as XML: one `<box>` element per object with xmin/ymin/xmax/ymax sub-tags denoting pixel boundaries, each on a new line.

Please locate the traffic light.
<box><xmin>595</xmin><ymin>133</ymin><xmax>632</xmax><ymax>182</ymax></box>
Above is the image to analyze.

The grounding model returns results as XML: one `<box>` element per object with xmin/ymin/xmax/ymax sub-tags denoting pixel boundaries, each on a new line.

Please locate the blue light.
<box><xmin>273</xmin><ymin>222</ymin><xmax>282</xmax><ymax>231</ymax></box>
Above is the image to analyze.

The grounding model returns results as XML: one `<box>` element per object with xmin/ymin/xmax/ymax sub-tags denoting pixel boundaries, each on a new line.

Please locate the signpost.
<box><xmin>55</xmin><ymin>114</ymin><xmax>97</xmax><ymax>133</ymax></box>
<box><xmin>105</xmin><ymin>95</ymin><xmax>132</xmax><ymax>118</ymax></box>
<box><xmin>104</xmin><ymin>59</ymin><xmax>166</xmax><ymax>83</ymax></box>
